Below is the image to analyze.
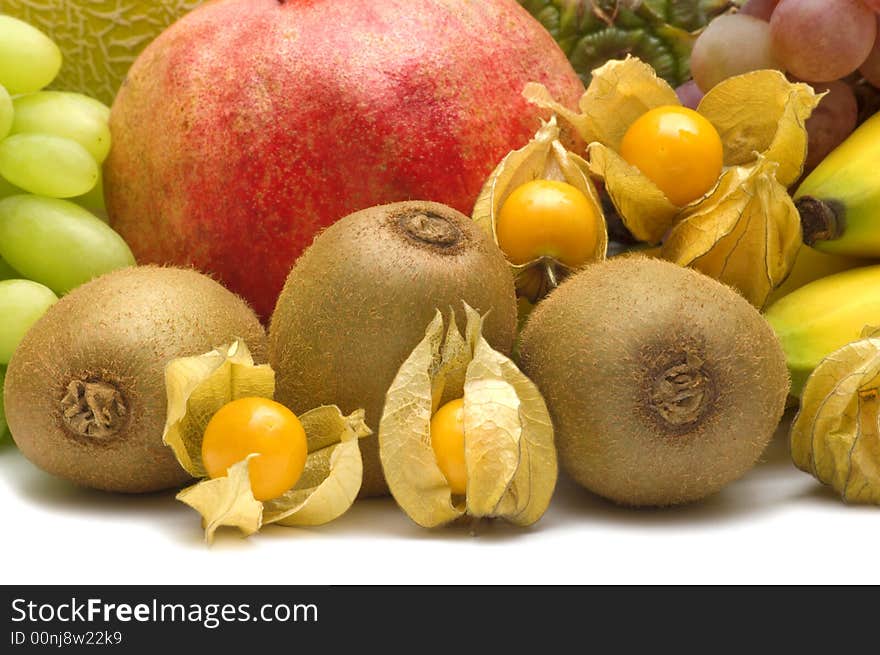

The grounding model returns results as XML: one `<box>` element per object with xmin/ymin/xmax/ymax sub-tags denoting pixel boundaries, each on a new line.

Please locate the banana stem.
<box><xmin>796</xmin><ymin>196</ymin><xmax>845</xmax><ymax>246</ymax></box>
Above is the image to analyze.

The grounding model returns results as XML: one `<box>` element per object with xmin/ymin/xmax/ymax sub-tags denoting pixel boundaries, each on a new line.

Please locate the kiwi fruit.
<box><xmin>4</xmin><ymin>266</ymin><xmax>267</xmax><ymax>493</ymax></box>
<box><xmin>519</xmin><ymin>257</ymin><xmax>789</xmax><ymax>507</ymax></box>
<box><xmin>269</xmin><ymin>201</ymin><xmax>517</xmax><ymax>497</ymax></box>
<box><xmin>0</xmin><ymin>365</ymin><xmax>7</xmax><ymax>441</ymax></box>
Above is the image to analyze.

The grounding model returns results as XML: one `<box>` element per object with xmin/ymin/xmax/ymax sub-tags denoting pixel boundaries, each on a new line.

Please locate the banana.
<box><xmin>795</xmin><ymin>111</ymin><xmax>880</xmax><ymax>257</ymax></box>
<box><xmin>764</xmin><ymin>244</ymin><xmax>872</xmax><ymax>306</ymax></box>
<box><xmin>765</xmin><ymin>264</ymin><xmax>880</xmax><ymax>397</ymax></box>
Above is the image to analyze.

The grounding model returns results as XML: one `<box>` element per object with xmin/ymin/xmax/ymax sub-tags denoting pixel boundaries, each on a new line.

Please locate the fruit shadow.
<box><xmin>208</xmin><ymin>426</ymin><xmax>814</xmax><ymax>545</ymax></box>
<box><xmin>548</xmin><ymin>428</ymin><xmax>812</xmax><ymax>529</ymax></box>
<box><xmin>8</xmin><ymin>461</ymin><xmax>178</xmax><ymax>517</ymax></box>
<box><xmin>0</xmin><ymin>446</ymin><xmax>224</xmax><ymax>545</ymax></box>
<box><xmin>790</xmin><ymin>479</ymin><xmax>878</xmax><ymax>508</ymax></box>
<box><xmin>2</xmin><ymin>411</ymin><xmax>835</xmax><ymax>548</ymax></box>
<box><xmin>182</xmin><ymin>485</ymin><xmax>515</xmax><ymax>547</ymax></box>
<box><xmin>254</xmin><ymin>494</ymin><xmax>536</xmax><ymax>544</ymax></box>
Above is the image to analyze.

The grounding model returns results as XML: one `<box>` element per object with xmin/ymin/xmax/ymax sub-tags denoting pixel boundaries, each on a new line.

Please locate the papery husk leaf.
<box><xmin>463</xmin><ymin>374</ymin><xmax>522</xmax><ymax>518</ymax></box>
<box><xmin>483</xmin><ymin>360</ymin><xmax>557</xmax><ymax>526</ymax></box>
<box><xmin>660</xmin><ymin>157</ymin><xmax>801</xmax><ymax>308</ymax></box>
<box><xmin>177</xmin><ymin>407</ymin><xmax>369</xmax><ymax>541</ymax></box>
<box><xmin>791</xmin><ymin>337</ymin><xmax>880</xmax><ymax>504</ymax></box>
<box><xmin>526</xmin><ymin>57</ymin><xmax>680</xmax><ymax>150</ymax></box>
<box><xmin>523</xmin><ymin>83</ymin><xmax>597</xmax><ymax>145</ymax></box>
<box><xmin>381</xmin><ymin>305</ymin><xmax>558</xmax><ymax>527</ymax></box>
<box><xmin>473</xmin><ymin>118</ymin><xmax>560</xmax><ymax>240</ymax></box>
<box><xmin>588</xmin><ymin>142</ymin><xmax>680</xmax><ymax>244</ymax></box>
<box><xmin>580</xmin><ymin>57</ymin><xmax>681</xmax><ymax>150</ymax></box>
<box><xmin>264</xmin><ymin>407</ymin><xmax>370</xmax><ymax>526</ymax></box>
<box><xmin>379</xmin><ymin>312</ymin><xmax>465</xmax><ymax>528</ymax></box>
<box><xmin>461</xmin><ymin>304</ymin><xmax>521</xmax><ymax>518</ymax></box>
<box><xmin>462</xmin><ymin>305</ymin><xmax>557</xmax><ymax>524</ymax></box>
<box><xmin>163</xmin><ymin>341</ymin><xmax>274</xmax><ymax>477</ymax></box>
<box><xmin>472</xmin><ymin>117</ymin><xmax>607</xmax><ymax>301</ymax></box>
<box><xmin>697</xmin><ymin>70</ymin><xmax>820</xmax><ymax>186</ymax></box>
<box><xmin>176</xmin><ymin>457</ymin><xmax>263</xmax><ymax>544</ymax></box>
<box><xmin>430</xmin><ymin>313</ymin><xmax>473</xmax><ymax>413</ymax></box>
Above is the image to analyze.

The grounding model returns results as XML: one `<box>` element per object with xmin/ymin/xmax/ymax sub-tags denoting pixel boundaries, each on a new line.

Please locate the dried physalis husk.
<box><xmin>162</xmin><ymin>341</ymin><xmax>371</xmax><ymax>543</ymax></box>
<box><xmin>523</xmin><ymin>57</ymin><xmax>680</xmax><ymax>150</ymax></box>
<box><xmin>472</xmin><ymin>116</ymin><xmax>607</xmax><ymax>303</ymax></box>
<box><xmin>176</xmin><ymin>407</ymin><xmax>370</xmax><ymax>543</ymax></box>
<box><xmin>585</xmin><ymin>141</ymin><xmax>680</xmax><ymax>245</ymax></box>
<box><xmin>660</xmin><ymin>156</ymin><xmax>802</xmax><ymax>309</ymax></box>
<box><xmin>379</xmin><ymin>304</ymin><xmax>557</xmax><ymax>528</ymax></box>
<box><xmin>523</xmin><ymin>58</ymin><xmax>682</xmax><ymax>243</ymax></box>
<box><xmin>791</xmin><ymin>327</ymin><xmax>880</xmax><ymax>505</ymax></box>
<box><xmin>524</xmin><ymin>58</ymin><xmax>819</xmax><ymax>305</ymax></box>
<box><xmin>695</xmin><ymin>69</ymin><xmax>819</xmax><ymax>188</ymax></box>
<box><xmin>163</xmin><ymin>340</ymin><xmax>275</xmax><ymax>477</ymax></box>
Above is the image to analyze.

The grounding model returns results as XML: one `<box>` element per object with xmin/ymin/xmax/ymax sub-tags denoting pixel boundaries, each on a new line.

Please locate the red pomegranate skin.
<box><xmin>105</xmin><ymin>0</ymin><xmax>584</xmax><ymax>319</ymax></box>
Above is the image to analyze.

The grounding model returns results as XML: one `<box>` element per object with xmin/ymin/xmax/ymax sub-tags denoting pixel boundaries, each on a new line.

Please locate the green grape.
<box><xmin>0</xmin><ymin>195</ymin><xmax>134</xmax><ymax>295</ymax></box>
<box><xmin>0</xmin><ymin>15</ymin><xmax>62</xmax><ymax>94</ymax></box>
<box><xmin>0</xmin><ymin>255</ymin><xmax>19</xmax><ymax>280</ymax></box>
<box><xmin>0</xmin><ymin>134</ymin><xmax>98</xmax><ymax>198</ymax></box>
<box><xmin>11</xmin><ymin>91</ymin><xmax>112</xmax><ymax>163</ymax></box>
<box><xmin>0</xmin><ymin>365</ymin><xmax>7</xmax><ymax>442</ymax></box>
<box><xmin>72</xmin><ymin>170</ymin><xmax>107</xmax><ymax>216</ymax></box>
<box><xmin>0</xmin><ymin>279</ymin><xmax>57</xmax><ymax>364</ymax></box>
<box><xmin>0</xmin><ymin>175</ymin><xmax>24</xmax><ymax>199</ymax></box>
<box><xmin>0</xmin><ymin>85</ymin><xmax>12</xmax><ymax>141</ymax></box>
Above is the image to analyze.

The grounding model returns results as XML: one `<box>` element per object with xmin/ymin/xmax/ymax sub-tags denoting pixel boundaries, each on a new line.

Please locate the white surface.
<box><xmin>1</xmin><ymin>424</ymin><xmax>877</xmax><ymax>586</ymax></box>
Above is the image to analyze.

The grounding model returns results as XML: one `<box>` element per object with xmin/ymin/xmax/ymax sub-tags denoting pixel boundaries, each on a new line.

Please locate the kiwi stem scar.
<box><xmin>60</xmin><ymin>379</ymin><xmax>128</xmax><ymax>440</ymax></box>
<box><xmin>398</xmin><ymin>211</ymin><xmax>462</xmax><ymax>247</ymax></box>
<box><xmin>648</xmin><ymin>352</ymin><xmax>712</xmax><ymax>430</ymax></box>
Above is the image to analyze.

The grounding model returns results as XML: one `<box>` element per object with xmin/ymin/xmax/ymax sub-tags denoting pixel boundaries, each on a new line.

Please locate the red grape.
<box><xmin>739</xmin><ymin>0</ymin><xmax>781</xmax><ymax>21</ymax></box>
<box><xmin>675</xmin><ymin>80</ymin><xmax>703</xmax><ymax>109</ymax></box>
<box><xmin>803</xmin><ymin>80</ymin><xmax>858</xmax><ymax>173</ymax></box>
<box><xmin>691</xmin><ymin>14</ymin><xmax>782</xmax><ymax>92</ymax></box>
<box><xmin>770</xmin><ymin>0</ymin><xmax>876</xmax><ymax>82</ymax></box>
<box><xmin>861</xmin><ymin>0</ymin><xmax>880</xmax><ymax>12</ymax></box>
<box><xmin>860</xmin><ymin>19</ymin><xmax>880</xmax><ymax>86</ymax></box>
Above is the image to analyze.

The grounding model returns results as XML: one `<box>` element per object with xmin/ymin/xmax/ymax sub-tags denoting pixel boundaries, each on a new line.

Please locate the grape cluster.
<box><xmin>686</xmin><ymin>0</ymin><xmax>880</xmax><ymax>174</ymax></box>
<box><xmin>0</xmin><ymin>15</ymin><xmax>135</xmax><ymax>440</ymax></box>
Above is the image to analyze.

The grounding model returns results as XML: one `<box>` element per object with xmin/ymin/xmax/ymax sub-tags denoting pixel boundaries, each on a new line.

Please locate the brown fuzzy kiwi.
<box><xmin>4</xmin><ymin>266</ymin><xmax>267</xmax><ymax>493</ymax></box>
<box><xmin>269</xmin><ymin>201</ymin><xmax>517</xmax><ymax>497</ymax></box>
<box><xmin>518</xmin><ymin>257</ymin><xmax>789</xmax><ymax>507</ymax></box>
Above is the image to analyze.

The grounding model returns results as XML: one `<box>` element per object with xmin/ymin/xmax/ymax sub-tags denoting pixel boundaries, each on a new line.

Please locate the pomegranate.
<box><xmin>105</xmin><ymin>0</ymin><xmax>584</xmax><ymax>319</ymax></box>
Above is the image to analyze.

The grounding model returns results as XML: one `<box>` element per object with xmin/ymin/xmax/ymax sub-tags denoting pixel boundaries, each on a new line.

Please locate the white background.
<box><xmin>1</xmin><ymin>416</ymin><xmax>877</xmax><ymax>586</ymax></box>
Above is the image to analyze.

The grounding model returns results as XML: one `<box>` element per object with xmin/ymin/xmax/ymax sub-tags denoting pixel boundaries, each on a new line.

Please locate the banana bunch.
<box><xmin>743</xmin><ymin>104</ymin><xmax>880</xmax><ymax>503</ymax></box>
<box><xmin>766</xmin><ymin>265</ymin><xmax>880</xmax><ymax>397</ymax></box>
<box><xmin>795</xmin><ymin>111</ymin><xmax>880</xmax><ymax>259</ymax></box>
<box><xmin>765</xmin><ymin>112</ymin><xmax>880</xmax><ymax>397</ymax></box>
